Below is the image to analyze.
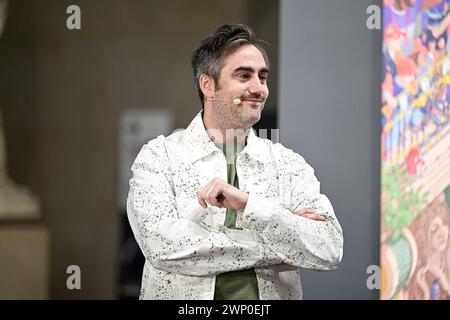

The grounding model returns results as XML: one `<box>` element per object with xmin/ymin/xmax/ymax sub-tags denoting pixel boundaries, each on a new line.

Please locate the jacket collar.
<box><xmin>185</xmin><ymin>111</ymin><xmax>270</xmax><ymax>164</ymax></box>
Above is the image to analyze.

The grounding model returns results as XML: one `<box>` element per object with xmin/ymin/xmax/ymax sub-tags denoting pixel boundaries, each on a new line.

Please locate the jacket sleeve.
<box><xmin>235</xmin><ymin>145</ymin><xmax>344</xmax><ymax>271</ymax></box>
<box><xmin>127</xmin><ymin>138</ymin><xmax>283</xmax><ymax>277</ymax></box>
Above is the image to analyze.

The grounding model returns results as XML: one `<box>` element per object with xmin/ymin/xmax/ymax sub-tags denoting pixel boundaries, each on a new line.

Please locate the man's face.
<box><xmin>211</xmin><ymin>44</ymin><xmax>269</xmax><ymax>129</ymax></box>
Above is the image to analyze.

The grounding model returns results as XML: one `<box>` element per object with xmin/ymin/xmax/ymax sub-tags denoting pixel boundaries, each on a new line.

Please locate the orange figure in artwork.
<box><xmin>406</xmin><ymin>146</ymin><xmax>425</xmax><ymax>176</ymax></box>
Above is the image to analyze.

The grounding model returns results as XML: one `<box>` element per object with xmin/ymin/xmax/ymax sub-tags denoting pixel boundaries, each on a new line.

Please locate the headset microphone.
<box><xmin>206</xmin><ymin>98</ymin><xmax>242</xmax><ymax>105</ymax></box>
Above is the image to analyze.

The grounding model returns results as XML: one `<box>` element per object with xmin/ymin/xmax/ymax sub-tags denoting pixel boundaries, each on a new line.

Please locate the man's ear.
<box><xmin>199</xmin><ymin>74</ymin><xmax>215</xmax><ymax>99</ymax></box>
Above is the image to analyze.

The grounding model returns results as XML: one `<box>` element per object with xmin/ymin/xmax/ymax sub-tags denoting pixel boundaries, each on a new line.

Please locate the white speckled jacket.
<box><xmin>127</xmin><ymin>112</ymin><xmax>343</xmax><ymax>300</ymax></box>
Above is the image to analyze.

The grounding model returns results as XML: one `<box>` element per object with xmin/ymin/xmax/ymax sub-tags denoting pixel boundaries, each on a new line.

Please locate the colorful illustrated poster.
<box><xmin>381</xmin><ymin>0</ymin><xmax>450</xmax><ymax>300</ymax></box>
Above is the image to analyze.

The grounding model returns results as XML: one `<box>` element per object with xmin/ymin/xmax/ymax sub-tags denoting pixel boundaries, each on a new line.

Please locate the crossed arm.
<box><xmin>127</xmin><ymin>142</ymin><xmax>343</xmax><ymax>277</ymax></box>
<box><xmin>197</xmin><ymin>177</ymin><xmax>326</xmax><ymax>221</ymax></box>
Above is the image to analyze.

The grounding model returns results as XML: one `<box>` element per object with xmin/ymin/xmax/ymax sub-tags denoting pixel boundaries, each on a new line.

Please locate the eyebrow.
<box><xmin>232</xmin><ymin>66</ymin><xmax>270</xmax><ymax>76</ymax></box>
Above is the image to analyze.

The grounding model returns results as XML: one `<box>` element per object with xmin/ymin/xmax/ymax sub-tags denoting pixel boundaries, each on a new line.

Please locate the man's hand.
<box><xmin>197</xmin><ymin>178</ymin><xmax>249</xmax><ymax>211</ymax></box>
<box><xmin>294</xmin><ymin>208</ymin><xmax>326</xmax><ymax>221</ymax></box>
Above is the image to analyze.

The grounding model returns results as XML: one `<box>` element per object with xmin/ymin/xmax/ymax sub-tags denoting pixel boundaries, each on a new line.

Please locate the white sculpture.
<box><xmin>0</xmin><ymin>0</ymin><xmax>40</xmax><ymax>219</ymax></box>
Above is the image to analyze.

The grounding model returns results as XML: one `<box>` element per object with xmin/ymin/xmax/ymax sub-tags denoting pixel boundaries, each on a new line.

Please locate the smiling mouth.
<box><xmin>243</xmin><ymin>99</ymin><xmax>263</xmax><ymax>104</ymax></box>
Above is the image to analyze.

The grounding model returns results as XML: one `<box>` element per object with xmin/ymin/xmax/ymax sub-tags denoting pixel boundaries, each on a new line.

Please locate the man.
<box><xmin>127</xmin><ymin>24</ymin><xmax>343</xmax><ymax>300</ymax></box>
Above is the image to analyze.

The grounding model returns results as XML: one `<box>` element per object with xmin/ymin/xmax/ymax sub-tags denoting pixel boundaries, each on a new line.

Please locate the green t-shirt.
<box><xmin>213</xmin><ymin>141</ymin><xmax>259</xmax><ymax>300</ymax></box>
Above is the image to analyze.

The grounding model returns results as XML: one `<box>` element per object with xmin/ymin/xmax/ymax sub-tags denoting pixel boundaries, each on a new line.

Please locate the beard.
<box><xmin>211</xmin><ymin>99</ymin><xmax>263</xmax><ymax>130</ymax></box>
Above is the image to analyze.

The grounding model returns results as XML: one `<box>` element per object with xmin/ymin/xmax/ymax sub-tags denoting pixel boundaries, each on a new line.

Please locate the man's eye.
<box><xmin>260</xmin><ymin>75</ymin><xmax>268</xmax><ymax>82</ymax></box>
<box><xmin>239</xmin><ymin>73</ymin><xmax>250</xmax><ymax>79</ymax></box>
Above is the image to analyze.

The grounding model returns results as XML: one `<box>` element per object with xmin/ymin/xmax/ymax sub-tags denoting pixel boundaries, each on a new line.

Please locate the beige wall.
<box><xmin>0</xmin><ymin>0</ymin><xmax>278</xmax><ymax>299</ymax></box>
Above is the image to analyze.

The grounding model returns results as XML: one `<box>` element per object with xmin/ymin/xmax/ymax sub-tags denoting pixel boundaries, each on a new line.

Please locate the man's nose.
<box><xmin>248</xmin><ymin>76</ymin><xmax>267</xmax><ymax>96</ymax></box>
